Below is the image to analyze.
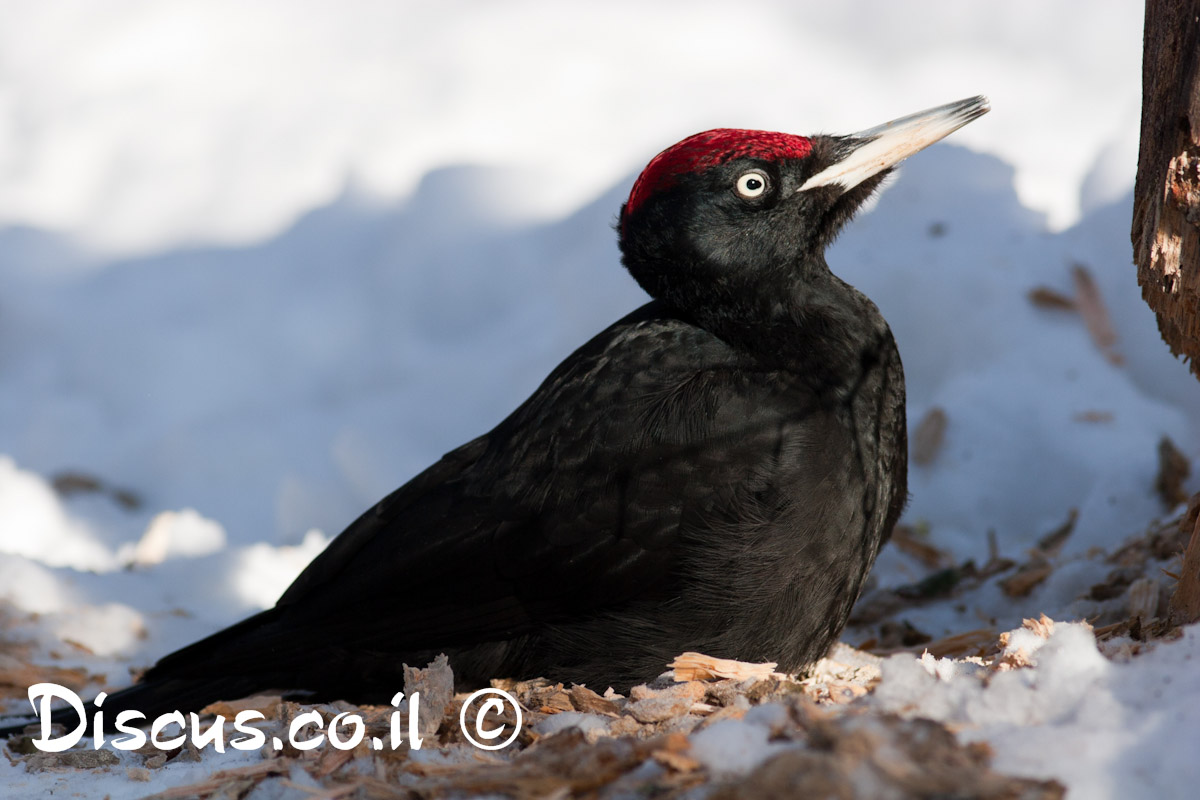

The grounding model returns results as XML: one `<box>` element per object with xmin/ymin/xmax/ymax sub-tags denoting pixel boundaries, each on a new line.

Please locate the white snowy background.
<box><xmin>1</xmin><ymin>1</ymin><xmax>1198</xmax><ymax>797</ymax></box>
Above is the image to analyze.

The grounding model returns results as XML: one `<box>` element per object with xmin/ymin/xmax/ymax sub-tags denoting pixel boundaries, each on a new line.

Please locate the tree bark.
<box><xmin>1132</xmin><ymin>0</ymin><xmax>1200</xmax><ymax>378</ymax></box>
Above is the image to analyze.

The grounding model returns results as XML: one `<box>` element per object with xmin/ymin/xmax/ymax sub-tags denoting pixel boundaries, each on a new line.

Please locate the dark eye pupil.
<box><xmin>746</xmin><ymin>177</ymin><xmax>762</xmax><ymax>190</ymax></box>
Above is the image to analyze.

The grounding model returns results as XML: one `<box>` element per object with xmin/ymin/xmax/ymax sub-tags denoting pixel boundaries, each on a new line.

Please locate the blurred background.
<box><xmin>0</xmin><ymin>1</ymin><xmax>1195</xmax><ymax>664</ymax></box>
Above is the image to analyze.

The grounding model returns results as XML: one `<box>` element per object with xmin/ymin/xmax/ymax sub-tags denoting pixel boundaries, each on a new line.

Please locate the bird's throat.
<box><xmin>689</xmin><ymin>258</ymin><xmax>892</xmax><ymax>397</ymax></box>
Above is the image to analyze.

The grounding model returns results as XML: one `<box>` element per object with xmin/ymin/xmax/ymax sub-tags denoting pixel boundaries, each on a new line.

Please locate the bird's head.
<box><xmin>618</xmin><ymin>97</ymin><xmax>990</xmax><ymax>317</ymax></box>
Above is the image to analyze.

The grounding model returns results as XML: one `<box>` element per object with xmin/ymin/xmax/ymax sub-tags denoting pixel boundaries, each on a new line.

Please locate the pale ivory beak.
<box><xmin>798</xmin><ymin>96</ymin><xmax>990</xmax><ymax>193</ymax></box>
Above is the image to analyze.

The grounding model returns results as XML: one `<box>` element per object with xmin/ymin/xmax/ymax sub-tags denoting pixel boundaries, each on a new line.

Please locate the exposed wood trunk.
<box><xmin>1132</xmin><ymin>0</ymin><xmax>1200</xmax><ymax>377</ymax></box>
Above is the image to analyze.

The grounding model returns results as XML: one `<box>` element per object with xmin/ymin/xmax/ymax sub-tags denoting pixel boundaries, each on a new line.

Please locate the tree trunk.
<box><xmin>1132</xmin><ymin>0</ymin><xmax>1200</xmax><ymax>377</ymax></box>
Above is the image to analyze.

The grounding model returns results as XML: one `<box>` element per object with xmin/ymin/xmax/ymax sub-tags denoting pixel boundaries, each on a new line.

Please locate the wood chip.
<box><xmin>921</xmin><ymin>627</ymin><xmax>997</xmax><ymax>659</ymax></box>
<box><xmin>1022</xmin><ymin>614</ymin><xmax>1056</xmax><ymax>639</ymax></box>
<box><xmin>998</xmin><ymin>560</ymin><xmax>1054</xmax><ymax>598</ymax></box>
<box><xmin>403</xmin><ymin>654</ymin><xmax>454</xmax><ymax>736</ymax></box>
<box><xmin>50</xmin><ymin>471</ymin><xmax>102</xmax><ymax>494</ymax></box>
<box><xmin>568</xmin><ymin>685</ymin><xmax>620</xmax><ymax>716</ymax></box>
<box><xmin>912</xmin><ymin>407</ymin><xmax>948</xmax><ymax>466</ymax></box>
<box><xmin>1155</xmin><ymin>436</ymin><xmax>1191</xmax><ymax>508</ymax></box>
<box><xmin>1128</xmin><ymin>577</ymin><xmax>1161</xmax><ymax>620</ymax></box>
<box><xmin>200</xmin><ymin>694</ymin><xmax>282</xmax><ymax>719</ymax></box>
<box><xmin>536</xmin><ymin>689</ymin><xmax>574</xmax><ymax>714</ymax></box>
<box><xmin>649</xmin><ymin>731</ymin><xmax>703</xmax><ymax>776</ymax></box>
<box><xmin>668</xmin><ymin>652</ymin><xmax>778</xmax><ymax>682</ymax></box>
<box><xmin>1028</xmin><ymin>286</ymin><xmax>1076</xmax><ymax>310</ymax></box>
<box><xmin>824</xmin><ymin>681</ymin><xmax>870</xmax><ymax>704</ymax></box>
<box><xmin>995</xmin><ymin>648</ymin><xmax>1035</xmax><ymax>671</ymax></box>
<box><xmin>626</xmin><ymin>695</ymin><xmax>693</xmax><ymax>723</ymax></box>
<box><xmin>1071</xmin><ymin>262</ymin><xmax>1123</xmax><ymax>364</ymax></box>
<box><xmin>126</xmin><ymin>766</ymin><xmax>152</xmax><ymax>782</ymax></box>
<box><xmin>0</xmin><ymin>659</ymin><xmax>93</xmax><ymax>701</ymax></box>
<box><xmin>890</xmin><ymin>525</ymin><xmax>952</xmax><ymax>569</ymax></box>
<box><xmin>1036</xmin><ymin>509</ymin><xmax>1077</xmax><ymax>558</ymax></box>
<box><xmin>629</xmin><ymin>681</ymin><xmax>707</xmax><ymax>703</ymax></box>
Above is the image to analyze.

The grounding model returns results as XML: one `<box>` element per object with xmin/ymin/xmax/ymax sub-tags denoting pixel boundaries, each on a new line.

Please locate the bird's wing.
<box><xmin>165</xmin><ymin>302</ymin><xmax>820</xmax><ymax>672</ymax></box>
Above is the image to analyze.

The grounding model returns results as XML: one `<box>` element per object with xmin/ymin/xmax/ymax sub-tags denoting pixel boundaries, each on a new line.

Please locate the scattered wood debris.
<box><xmin>851</xmin><ymin>503</ymin><xmax>1193</xmax><ymax>655</ymax></box>
<box><xmin>3</xmin><ymin>640</ymin><xmax>1062</xmax><ymax>800</ymax></box>
<box><xmin>4</xmin><ymin>503</ymin><xmax>1196</xmax><ymax>797</ymax></box>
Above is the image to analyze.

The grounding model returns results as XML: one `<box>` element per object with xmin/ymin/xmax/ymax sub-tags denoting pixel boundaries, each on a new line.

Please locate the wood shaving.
<box><xmin>1023</xmin><ymin>614</ymin><xmax>1057</xmax><ymax>639</ymax></box>
<box><xmin>994</xmin><ymin>648</ymin><xmax>1035</xmax><ymax>672</ymax></box>
<box><xmin>1127</xmin><ymin>578</ymin><xmax>1161</xmax><ymax>620</ymax></box>
<box><xmin>998</xmin><ymin>560</ymin><xmax>1054</xmax><ymax>598</ymax></box>
<box><xmin>1027</xmin><ymin>286</ymin><xmax>1076</xmax><ymax>310</ymax></box>
<box><xmin>668</xmin><ymin>652</ymin><xmax>779</xmax><ymax>682</ymax></box>
<box><xmin>1036</xmin><ymin>510</ymin><xmax>1077</xmax><ymax>558</ymax></box>
<box><xmin>567</xmin><ymin>685</ymin><xmax>620</xmax><ymax>716</ymax></box>
<box><xmin>1071</xmin><ymin>262</ymin><xmax>1123</xmax><ymax>364</ymax></box>
<box><xmin>891</xmin><ymin>524</ymin><xmax>953</xmax><ymax>569</ymax></box>
<box><xmin>403</xmin><ymin>653</ymin><xmax>454</xmax><ymax>736</ymax></box>
<box><xmin>652</xmin><ymin>746</ymin><xmax>701</xmax><ymax>772</ymax></box>
<box><xmin>0</xmin><ymin>646</ymin><xmax>95</xmax><ymax>702</ymax></box>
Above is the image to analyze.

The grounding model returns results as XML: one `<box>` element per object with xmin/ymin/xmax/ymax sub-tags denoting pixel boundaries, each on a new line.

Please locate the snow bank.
<box><xmin>875</xmin><ymin>623</ymin><xmax>1200</xmax><ymax>799</ymax></box>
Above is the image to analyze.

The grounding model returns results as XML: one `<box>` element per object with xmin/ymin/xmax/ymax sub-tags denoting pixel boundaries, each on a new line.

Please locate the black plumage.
<box><xmin>2</xmin><ymin>96</ymin><xmax>988</xmax><ymax>736</ymax></box>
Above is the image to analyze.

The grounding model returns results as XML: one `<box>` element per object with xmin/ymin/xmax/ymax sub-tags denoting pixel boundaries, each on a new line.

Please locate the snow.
<box><xmin>875</xmin><ymin>625</ymin><xmax>1200</xmax><ymax>799</ymax></box>
<box><xmin>1</xmin><ymin>1</ymin><xmax>1198</xmax><ymax>797</ymax></box>
<box><xmin>689</xmin><ymin>715</ymin><xmax>791</xmax><ymax>775</ymax></box>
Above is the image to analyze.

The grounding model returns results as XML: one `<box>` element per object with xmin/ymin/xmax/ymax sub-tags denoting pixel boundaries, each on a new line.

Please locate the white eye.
<box><xmin>735</xmin><ymin>171</ymin><xmax>768</xmax><ymax>199</ymax></box>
